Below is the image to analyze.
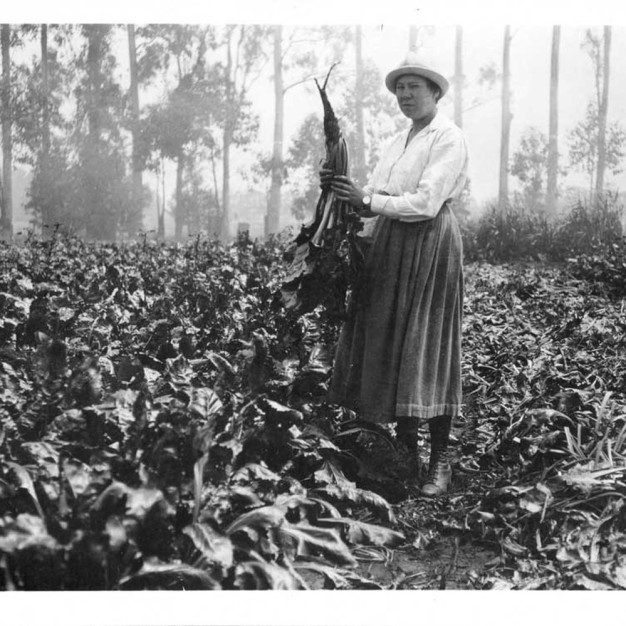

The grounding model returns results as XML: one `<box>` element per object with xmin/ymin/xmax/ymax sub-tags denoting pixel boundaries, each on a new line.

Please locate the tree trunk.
<box><xmin>453</xmin><ymin>26</ymin><xmax>464</xmax><ymax>129</ymax></box>
<box><xmin>546</xmin><ymin>25</ymin><xmax>560</xmax><ymax>215</ymax></box>
<box><xmin>40</xmin><ymin>24</ymin><xmax>51</xmax><ymax>230</ymax></box>
<box><xmin>498</xmin><ymin>26</ymin><xmax>512</xmax><ymax>212</ymax></box>
<box><xmin>174</xmin><ymin>150</ymin><xmax>184</xmax><ymax>239</ymax></box>
<box><xmin>221</xmin><ymin>129</ymin><xmax>231</xmax><ymax>241</ymax></box>
<box><xmin>220</xmin><ymin>29</ymin><xmax>234</xmax><ymax>242</ymax></box>
<box><xmin>595</xmin><ymin>26</ymin><xmax>611</xmax><ymax>196</ymax></box>
<box><xmin>127</xmin><ymin>24</ymin><xmax>143</xmax><ymax>235</ymax></box>
<box><xmin>353</xmin><ymin>25</ymin><xmax>366</xmax><ymax>185</ymax></box>
<box><xmin>84</xmin><ymin>25</ymin><xmax>115</xmax><ymax>240</ymax></box>
<box><xmin>266</xmin><ymin>25</ymin><xmax>283</xmax><ymax>237</ymax></box>
<box><xmin>156</xmin><ymin>161</ymin><xmax>165</xmax><ymax>239</ymax></box>
<box><xmin>1</xmin><ymin>24</ymin><xmax>13</xmax><ymax>239</ymax></box>
<box><xmin>209</xmin><ymin>148</ymin><xmax>221</xmax><ymax>237</ymax></box>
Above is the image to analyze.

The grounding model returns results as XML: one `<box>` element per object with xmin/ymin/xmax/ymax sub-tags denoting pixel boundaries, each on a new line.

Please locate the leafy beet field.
<box><xmin>1</xmin><ymin>233</ymin><xmax>625</xmax><ymax>591</ymax></box>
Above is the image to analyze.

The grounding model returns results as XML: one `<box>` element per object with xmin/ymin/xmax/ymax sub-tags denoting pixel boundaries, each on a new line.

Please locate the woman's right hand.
<box><xmin>319</xmin><ymin>167</ymin><xmax>334</xmax><ymax>190</ymax></box>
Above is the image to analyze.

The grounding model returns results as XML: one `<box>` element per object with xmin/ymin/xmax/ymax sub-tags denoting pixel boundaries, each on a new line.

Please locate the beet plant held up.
<box><xmin>280</xmin><ymin>65</ymin><xmax>367</xmax><ymax>320</ymax></box>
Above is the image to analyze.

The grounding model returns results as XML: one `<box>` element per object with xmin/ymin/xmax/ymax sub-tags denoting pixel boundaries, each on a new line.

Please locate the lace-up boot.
<box><xmin>421</xmin><ymin>416</ymin><xmax>452</xmax><ymax>497</ymax></box>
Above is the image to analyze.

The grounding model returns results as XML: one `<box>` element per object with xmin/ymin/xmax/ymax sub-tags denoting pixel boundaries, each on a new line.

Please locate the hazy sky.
<box><xmin>6</xmin><ymin>1</ymin><xmax>626</xmax><ymax>230</ymax></box>
<box><xmin>243</xmin><ymin>23</ymin><xmax>626</xmax><ymax>204</ymax></box>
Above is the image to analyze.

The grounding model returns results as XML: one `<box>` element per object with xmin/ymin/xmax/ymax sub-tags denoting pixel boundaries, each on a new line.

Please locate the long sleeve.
<box><xmin>368</xmin><ymin>114</ymin><xmax>469</xmax><ymax>223</ymax></box>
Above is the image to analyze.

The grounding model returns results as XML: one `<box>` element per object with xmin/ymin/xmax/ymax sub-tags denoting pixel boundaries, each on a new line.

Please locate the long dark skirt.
<box><xmin>329</xmin><ymin>203</ymin><xmax>463</xmax><ymax>424</ymax></box>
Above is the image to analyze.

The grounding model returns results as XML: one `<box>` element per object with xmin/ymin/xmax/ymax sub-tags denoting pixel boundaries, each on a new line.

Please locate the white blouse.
<box><xmin>363</xmin><ymin>111</ymin><xmax>468</xmax><ymax>223</ymax></box>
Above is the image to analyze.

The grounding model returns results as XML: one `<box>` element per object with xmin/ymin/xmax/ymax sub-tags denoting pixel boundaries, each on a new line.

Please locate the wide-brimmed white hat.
<box><xmin>385</xmin><ymin>53</ymin><xmax>449</xmax><ymax>97</ymax></box>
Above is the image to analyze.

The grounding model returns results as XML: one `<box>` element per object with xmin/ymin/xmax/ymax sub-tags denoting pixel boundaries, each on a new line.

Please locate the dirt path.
<box><xmin>357</xmin><ymin>539</ymin><xmax>497</xmax><ymax>589</ymax></box>
<box><xmin>337</xmin><ymin>413</ymin><xmax>503</xmax><ymax>589</ymax></box>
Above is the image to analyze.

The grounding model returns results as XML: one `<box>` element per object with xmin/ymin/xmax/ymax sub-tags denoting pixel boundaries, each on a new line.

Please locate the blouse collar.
<box><xmin>412</xmin><ymin>110</ymin><xmax>444</xmax><ymax>136</ymax></box>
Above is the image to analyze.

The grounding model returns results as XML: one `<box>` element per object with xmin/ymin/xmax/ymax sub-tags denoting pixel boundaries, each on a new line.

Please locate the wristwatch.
<box><xmin>362</xmin><ymin>195</ymin><xmax>371</xmax><ymax>208</ymax></box>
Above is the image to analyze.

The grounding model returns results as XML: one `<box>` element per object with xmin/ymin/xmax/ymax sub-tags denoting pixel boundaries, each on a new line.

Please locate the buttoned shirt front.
<box><xmin>363</xmin><ymin>111</ymin><xmax>468</xmax><ymax>223</ymax></box>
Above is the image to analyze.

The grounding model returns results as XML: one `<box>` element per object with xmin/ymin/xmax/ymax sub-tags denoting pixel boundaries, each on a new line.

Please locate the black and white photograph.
<box><xmin>0</xmin><ymin>0</ymin><xmax>625</xmax><ymax>624</ymax></box>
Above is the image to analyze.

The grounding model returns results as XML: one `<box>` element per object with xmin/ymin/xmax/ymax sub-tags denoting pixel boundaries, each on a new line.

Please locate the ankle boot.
<box><xmin>421</xmin><ymin>416</ymin><xmax>452</xmax><ymax>497</ymax></box>
<box><xmin>421</xmin><ymin>450</ymin><xmax>452</xmax><ymax>497</ymax></box>
<box><xmin>396</xmin><ymin>417</ymin><xmax>419</xmax><ymax>453</ymax></box>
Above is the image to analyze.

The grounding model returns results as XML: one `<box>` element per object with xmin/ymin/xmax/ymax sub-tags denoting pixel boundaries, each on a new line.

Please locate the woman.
<box><xmin>323</xmin><ymin>54</ymin><xmax>468</xmax><ymax>497</ymax></box>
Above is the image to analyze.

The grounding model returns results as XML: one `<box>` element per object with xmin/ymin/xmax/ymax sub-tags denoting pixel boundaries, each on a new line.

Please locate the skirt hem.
<box><xmin>327</xmin><ymin>397</ymin><xmax>461</xmax><ymax>423</ymax></box>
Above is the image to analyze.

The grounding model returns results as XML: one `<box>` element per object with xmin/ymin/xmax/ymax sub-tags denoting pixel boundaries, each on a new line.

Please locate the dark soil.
<box><xmin>329</xmin><ymin>415</ymin><xmax>503</xmax><ymax>589</ymax></box>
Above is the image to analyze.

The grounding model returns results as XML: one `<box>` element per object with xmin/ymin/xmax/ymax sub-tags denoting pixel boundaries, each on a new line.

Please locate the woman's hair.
<box><xmin>424</xmin><ymin>77</ymin><xmax>442</xmax><ymax>102</ymax></box>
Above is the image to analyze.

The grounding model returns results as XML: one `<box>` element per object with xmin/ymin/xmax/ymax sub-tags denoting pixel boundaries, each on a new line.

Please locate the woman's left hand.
<box><xmin>330</xmin><ymin>175</ymin><xmax>366</xmax><ymax>209</ymax></box>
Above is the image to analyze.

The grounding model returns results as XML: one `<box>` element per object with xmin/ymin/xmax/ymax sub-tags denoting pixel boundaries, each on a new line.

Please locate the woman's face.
<box><xmin>395</xmin><ymin>74</ymin><xmax>438</xmax><ymax>124</ymax></box>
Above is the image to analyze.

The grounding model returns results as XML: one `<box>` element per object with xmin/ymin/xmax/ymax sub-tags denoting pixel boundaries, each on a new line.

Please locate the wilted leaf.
<box><xmin>295</xmin><ymin>559</ymin><xmax>352</xmax><ymax>589</ymax></box>
<box><xmin>559</xmin><ymin>464</ymin><xmax>625</xmax><ymax>495</ymax></box>
<box><xmin>183</xmin><ymin>523</ymin><xmax>234</xmax><ymax>577</ymax></box>
<box><xmin>519</xmin><ymin>483</ymin><xmax>552</xmax><ymax>515</ymax></box>
<box><xmin>501</xmin><ymin>535</ymin><xmax>528</xmax><ymax>557</ymax></box>
<box><xmin>318</xmin><ymin>517</ymin><xmax>404</xmax><ymax>548</ymax></box>
<box><xmin>574</xmin><ymin>575</ymin><xmax>615</xmax><ymax>590</ymax></box>
<box><xmin>313</xmin><ymin>461</ymin><xmax>396</xmax><ymax>523</ymax></box>
<box><xmin>120</xmin><ymin>564</ymin><xmax>221</xmax><ymax>590</ymax></box>
<box><xmin>279</xmin><ymin>522</ymin><xmax>356</xmax><ymax>567</ymax></box>
<box><xmin>232</xmin><ymin>560</ymin><xmax>302</xmax><ymax>590</ymax></box>
<box><xmin>610</xmin><ymin>562</ymin><xmax>626</xmax><ymax>589</ymax></box>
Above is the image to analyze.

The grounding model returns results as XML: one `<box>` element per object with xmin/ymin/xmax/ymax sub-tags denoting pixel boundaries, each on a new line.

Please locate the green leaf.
<box><xmin>205</xmin><ymin>351</ymin><xmax>236</xmax><ymax>376</ymax></box>
<box><xmin>226</xmin><ymin>505</ymin><xmax>286</xmax><ymax>536</ymax></box>
<box><xmin>91</xmin><ymin>482</ymin><xmax>167</xmax><ymax>521</ymax></box>
<box><xmin>231</xmin><ymin>463</ymin><xmax>282</xmax><ymax>487</ymax></box>
<box><xmin>228</xmin><ymin>485</ymin><xmax>265</xmax><ymax>509</ymax></box>
<box><xmin>5</xmin><ymin>462</ymin><xmax>46</xmax><ymax>519</ymax></box>
<box><xmin>295</xmin><ymin>559</ymin><xmax>382</xmax><ymax>590</ymax></box>
<box><xmin>91</xmin><ymin>481</ymin><xmax>130</xmax><ymax>517</ymax></box>
<box><xmin>189</xmin><ymin>387</ymin><xmax>223</xmax><ymax>421</ymax></box>
<box><xmin>62</xmin><ymin>458</ymin><xmax>93</xmax><ymax>497</ymax></box>
<box><xmin>0</xmin><ymin>514</ymin><xmax>57</xmax><ymax>554</ymax></box>
<box><xmin>105</xmin><ymin>516</ymin><xmax>128</xmax><ymax>551</ymax></box>
<box><xmin>126</xmin><ymin>486</ymin><xmax>168</xmax><ymax>518</ymax></box>
<box><xmin>20</xmin><ymin>442</ymin><xmax>59</xmax><ymax>466</ymax></box>
<box><xmin>257</xmin><ymin>397</ymin><xmax>303</xmax><ymax>429</ymax></box>
<box><xmin>193</xmin><ymin>453</ymin><xmax>209</xmax><ymax>523</ymax></box>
